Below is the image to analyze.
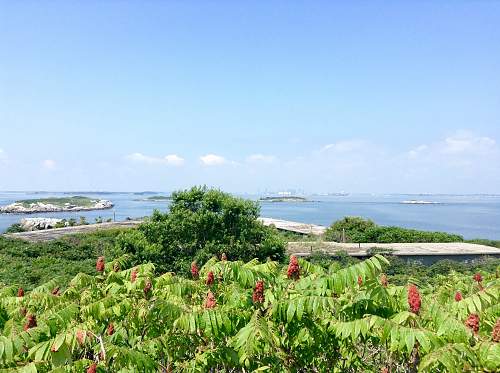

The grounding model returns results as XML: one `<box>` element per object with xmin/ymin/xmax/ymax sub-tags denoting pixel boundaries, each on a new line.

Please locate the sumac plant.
<box><xmin>0</xmin><ymin>254</ymin><xmax>499</xmax><ymax>372</ymax></box>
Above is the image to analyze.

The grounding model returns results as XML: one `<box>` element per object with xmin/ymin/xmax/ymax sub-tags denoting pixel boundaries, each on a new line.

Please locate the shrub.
<box><xmin>116</xmin><ymin>186</ymin><xmax>286</xmax><ymax>273</ymax></box>
<box><xmin>324</xmin><ymin>217</ymin><xmax>464</xmax><ymax>243</ymax></box>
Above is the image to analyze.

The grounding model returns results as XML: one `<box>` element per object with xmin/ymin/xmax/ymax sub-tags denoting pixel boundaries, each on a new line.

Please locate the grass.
<box><xmin>15</xmin><ymin>196</ymin><xmax>96</xmax><ymax>208</ymax></box>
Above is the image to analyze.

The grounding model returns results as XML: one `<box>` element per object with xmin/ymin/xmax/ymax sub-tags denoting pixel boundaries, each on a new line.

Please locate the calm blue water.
<box><xmin>1</xmin><ymin>192</ymin><xmax>500</xmax><ymax>240</ymax></box>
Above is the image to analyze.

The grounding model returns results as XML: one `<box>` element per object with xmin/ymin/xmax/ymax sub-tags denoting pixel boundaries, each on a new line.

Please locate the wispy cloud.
<box><xmin>200</xmin><ymin>154</ymin><xmax>227</xmax><ymax>166</ymax></box>
<box><xmin>321</xmin><ymin>139</ymin><xmax>367</xmax><ymax>153</ymax></box>
<box><xmin>246</xmin><ymin>154</ymin><xmax>277</xmax><ymax>163</ymax></box>
<box><xmin>126</xmin><ymin>152</ymin><xmax>185</xmax><ymax>166</ymax></box>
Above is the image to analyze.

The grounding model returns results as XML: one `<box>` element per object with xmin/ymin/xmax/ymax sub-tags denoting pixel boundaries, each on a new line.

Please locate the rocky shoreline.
<box><xmin>0</xmin><ymin>199</ymin><xmax>113</xmax><ymax>214</ymax></box>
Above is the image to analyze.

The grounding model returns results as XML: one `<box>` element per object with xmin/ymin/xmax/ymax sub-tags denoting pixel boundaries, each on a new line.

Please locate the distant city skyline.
<box><xmin>1</xmin><ymin>1</ymin><xmax>500</xmax><ymax>193</ymax></box>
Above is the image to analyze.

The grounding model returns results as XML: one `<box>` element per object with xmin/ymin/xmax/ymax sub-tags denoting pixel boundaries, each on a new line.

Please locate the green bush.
<box><xmin>117</xmin><ymin>186</ymin><xmax>286</xmax><ymax>274</ymax></box>
<box><xmin>4</xmin><ymin>223</ymin><xmax>25</xmax><ymax>234</ymax></box>
<box><xmin>324</xmin><ymin>216</ymin><xmax>463</xmax><ymax>243</ymax></box>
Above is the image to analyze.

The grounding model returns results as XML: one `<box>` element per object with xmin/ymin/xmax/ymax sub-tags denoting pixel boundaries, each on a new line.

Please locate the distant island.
<box><xmin>259</xmin><ymin>196</ymin><xmax>308</xmax><ymax>202</ymax></box>
<box><xmin>0</xmin><ymin>196</ymin><xmax>113</xmax><ymax>213</ymax></box>
<box><xmin>142</xmin><ymin>195</ymin><xmax>172</xmax><ymax>201</ymax></box>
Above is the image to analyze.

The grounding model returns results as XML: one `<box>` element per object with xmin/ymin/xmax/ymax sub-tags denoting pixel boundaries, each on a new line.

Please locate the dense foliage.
<box><xmin>0</xmin><ymin>255</ymin><xmax>499</xmax><ymax>372</ymax></box>
<box><xmin>324</xmin><ymin>217</ymin><xmax>464</xmax><ymax>243</ymax></box>
<box><xmin>116</xmin><ymin>187</ymin><xmax>286</xmax><ymax>274</ymax></box>
<box><xmin>0</xmin><ymin>230</ymin><xmax>126</xmax><ymax>290</ymax></box>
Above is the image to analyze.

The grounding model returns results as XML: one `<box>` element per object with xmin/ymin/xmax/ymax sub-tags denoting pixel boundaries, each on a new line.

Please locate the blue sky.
<box><xmin>1</xmin><ymin>1</ymin><xmax>499</xmax><ymax>193</ymax></box>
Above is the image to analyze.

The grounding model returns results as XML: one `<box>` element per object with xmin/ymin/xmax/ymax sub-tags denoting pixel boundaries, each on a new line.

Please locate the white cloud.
<box><xmin>246</xmin><ymin>154</ymin><xmax>277</xmax><ymax>163</ymax></box>
<box><xmin>0</xmin><ymin>148</ymin><xmax>6</xmax><ymax>162</ymax></box>
<box><xmin>200</xmin><ymin>154</ymin><xmax>227</xmax><ymax>166</ymax></box>
<box><xmin>408</xmin><ymin>145</ymin><xmax>428</xmax><ymax>159</ymax></box>
<box><xmin>321</xmin><ymin>139</ymin><xmax>367</xmax><ymax>153</ymax></box>
<box><xmin>125</xmin><ymin>152</ymin><xmax>185</xmax><ymax>166</ymax></box>
<box><xmin>441</xmin><ymin>131</ymin><xmax>496</xmax><ymax>155</ymax></box>
<box><xmin>163</xmin><ymin>154</ymin><xmax>185</xmax><ymax>166</ymax></box>
<box><xmin>42</xmin><ymin>159</ymin><xmax>56</xmax><ymax>170</ymax></box>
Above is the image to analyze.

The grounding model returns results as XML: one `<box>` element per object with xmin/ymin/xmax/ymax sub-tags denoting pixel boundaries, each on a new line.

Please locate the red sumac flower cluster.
<box><xmin>17</xmin><ymin>287</ymin><xmax>24</xmax><ymax>297</ymax></box>
<box><xmin>96</xmin><ymin>256</ymin><xmax>105</xmax><ymax>272</ymax></box>
<box><xmin>107</xmin><ymin>323</ymin><xmax>115</xmax><ymax>336</ymax></box>
<box><xmin>23</xmin><ymin>314</ymin><xmax>37</xmax><ymax>331</ymax></box>
<box><xmin>87</xmin><ymin>363</ymin><xmax>97</xmax><ymax>373</ymax></box>
<box><xmin>357</xmin><ymin>276</ymin><xmax>363</xmax><ymax>286</ymax></box>
<box><xmin>407</xmin><ymin>284</ymin><xmax>421</xmax><ymax>314</ymax></box>
<box><xmin>51</xmin><ymin>287</ymin><xmax>60</xmax><ymax>296</ymax></box>
<box><xmin>206</xmin><ymin>271</ymin><xmax>214</xmax><ymax>286</ymax></box>
<box><xmin>191</xmin><ymin>261</ymin><xmax>199</xmax><ymax>280</ymax></box>
<box><xmin>454</xmin><ymin>291</ymin><xmax>463</xmax><ymax>302</ymax></box>
<box><xmin>491</xmin><ymin>318</ymin><xmax>500</xmax><ymax>342</ymax></box>
<box><xmin>204</xmin><ymin>291</ymin><xmax>217</xmax><ymax>309</ymax></box>
<box><xmin>380</xmin><ymin>274</ymin><xmax>388</xmax><ymax>288</ymax></box>
<box><xmin>144</xmin><ymin>280</ymin><xmax>152</xmax><ymax>295</ymax></box>
<box><xmin>465</xmin><ymin>313</ymin><xmax>480</xmax><ymax>334</ymax></box>
<box><xmin>287</xmin><ymin>255</ymin><xmax>300</xmax><ymax>280</ymax></box>
<box><xmin>473</xmin><ymin>272</ymin><xmax>483</xmax><ymax>283</ymax></box>
<box><xmin>76</xmin><ymin>330</ymin><xmax>86</xmax><ymax>345</ymax></box>
<box><xmin>252</xmin><ymin>280</ymin><xmax>265</xmax><ymax>304</ymax></box>
<box><xmin>131</xmin><ymin>268</ymin><xmax>138</xmax><ymax>283</ymax></box>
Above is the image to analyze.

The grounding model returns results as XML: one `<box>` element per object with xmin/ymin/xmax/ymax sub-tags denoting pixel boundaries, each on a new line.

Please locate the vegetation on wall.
<box><xmin>324</xmin><ymin>216</ymin><xmax>464</xmax><ymax>243</ymax></box>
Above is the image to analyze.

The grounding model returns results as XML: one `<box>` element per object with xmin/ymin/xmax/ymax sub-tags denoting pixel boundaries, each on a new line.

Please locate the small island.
<box><xmin>135</xmin><ymin>195</ymin><xmax>172</xmax><ymax>202</ymax></box>
<box><xmin>259</xmin><ymin>196</ymin><xmax>308</xmax><ymax>203</ymax></box>
<box><xmin>0</xmin><ymin>196</ymin><xmax>113</xmax><ymax>213</ymax></box>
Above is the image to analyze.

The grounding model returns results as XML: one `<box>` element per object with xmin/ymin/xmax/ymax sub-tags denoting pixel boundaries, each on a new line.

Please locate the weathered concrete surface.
<box><xmin>288</xmin><ymin>241</ymin><xmax>500</xmax><ymax>257</ymax></box>
<box><xmin>4</xmin><ymin>220</ymin><xmax>141</xmax><ymax>242</ymax></box>
<box><xmin>258</xmin><ymin>217</ymin><xmax>326</xmax><ymax>235</ymax></box>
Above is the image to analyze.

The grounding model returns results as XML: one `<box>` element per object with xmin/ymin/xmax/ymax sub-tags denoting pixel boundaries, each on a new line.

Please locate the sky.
<box><xmin>1</xmin><ymin>1</ymin><xmax>499</xmax><ymax>194</ymax></box>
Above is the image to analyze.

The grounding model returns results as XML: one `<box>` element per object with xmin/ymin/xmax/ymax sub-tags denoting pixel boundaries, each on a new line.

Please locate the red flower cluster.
<box><xmin>407</xmin><ymin>284</ymin><xmax>421</xmax><ymax>314</ymax></box>
<box><xmin>204</xmin><ymin>291</ymin><xmax>217</xmax><ymax>309</ymax></box>
<box><xmin>107</xmin><ymin>323</ymin><xmax>114</xmax><ymax>336</ymax></box>
<box><xmin>221</xmin><ymin>252</ymin><xmax>227</xmax><ymax>261</ymax></box>
<box><xmin>206</xmin><ymin>271</ymin><xmax>214</xmax><ymax>286</ymax></box>
<box><xmin>287</xmin><ymin>256</ymin><xmax>300</xmax><ymax>280</ymax></box>
<box><xmin>17</xmin><ymin>287</ymin><xmax>24</xmax><ymax>297</ymax></box>
<box><xmin>87</xmin><ymin>363</ymin><xmax>97</xmax><ymax>373</ymax></box>
<box><xmin>357</xmin><ymin>276</ymin><xmax>363</xmax><ymax>286</ymax></box>
<box><xmin>454</xmin><ymin>291</ymin><xmax>463</xmax><ymax>302</ymax></box>
<box><xmin>492</xmin><ymin>318</ymin><xmax>500</xmax><ymax>342</ymax></box>
<box><xmin>252</xmin><ymin>280</ymin><xmax>265</xmax><ymax>304</ymax></box>
<box><xmin>473</xmin><ymin>272</ymin><xmax>483</xmax><ymax>283</ymax></box>
<box><xmin>465</xmin><ymin>313</ymin><xmax>480</xmax><ymax>334</ymax></box>
<box><xmin>191</xmin><ymin>261</ymin><xmax>199</xmax><ymax>280</ymax></box>
<box><xmin>144</xmin><ymin>280</ymin><xmax>152</xmax><ymax>295</ymax></box>
<box><xmin>96</xmin><ymin>256</ymin><xmax>105</xmax><ymax>272</ymax></box>
<box><xmin>380</xmin><ymin>274</ymin><xmax>388</xmax><ymax>288</ymax></box>
<box><xmin>131</xmin><ymin>268</ymin><xmax>138</xmax><ymax>283</ymax></box>
<box><xmin>76</xmin><ymin>329</ymin><xmax>86</xmax><ymax>345</ymax></box>
<box><xmin>51</xmin><ymin>287</ymin><xmax>60</xmax><ymax>296</ymax></box>
<box><xmin>113</xmin><ymin>262</ymin><xmax>120</xmax><ymax>272</ymax></box>
<box><xmin>23</xmin><ymin>314</ymin><xmax>37</xmax><ymax>331</ymax></box>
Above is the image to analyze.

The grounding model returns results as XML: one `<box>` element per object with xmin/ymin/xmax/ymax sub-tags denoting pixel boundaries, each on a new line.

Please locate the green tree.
<box><xmin>324</xmin><ymin>216</ymin><xmax>376</xmax><ymax>242</ymax></box>
<box><xmin>118</xmin><ymin>186</ymin><xmax>286</xmax><ymax>273</ymax></box>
